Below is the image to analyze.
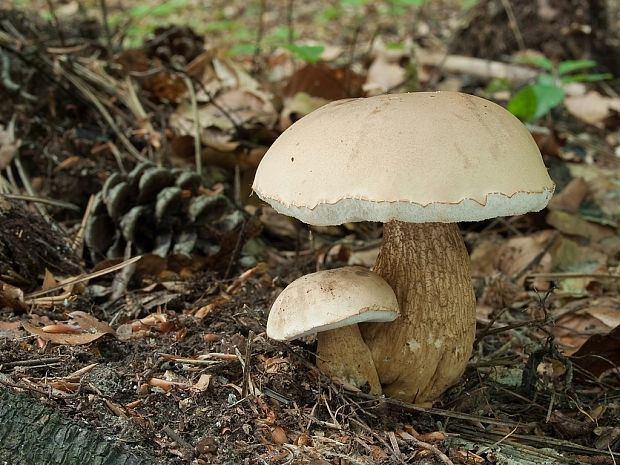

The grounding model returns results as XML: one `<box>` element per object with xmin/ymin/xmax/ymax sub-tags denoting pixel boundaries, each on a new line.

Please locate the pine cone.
<box><xmin>85</xmin><ymin>162</ymin><xmax>244</xmax><ymax>261</ymax></box>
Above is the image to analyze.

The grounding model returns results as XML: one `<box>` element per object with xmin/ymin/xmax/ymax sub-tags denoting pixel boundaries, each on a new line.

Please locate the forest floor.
<box><xmin>0</xmin><ymin>1</ymin><xmax>619</xmax><ymax>464</ymax></box>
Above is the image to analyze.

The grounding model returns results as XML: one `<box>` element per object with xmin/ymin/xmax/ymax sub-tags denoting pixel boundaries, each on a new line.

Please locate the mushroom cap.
<box><xmin>253</xmin><ymin>92</ymin><xmax>555</xmax><ymax>226</ymax></box>
<box><xmin>267</xmin><ymin>266</ymin><xmax>399</xmax><ymax>341</ymax></box>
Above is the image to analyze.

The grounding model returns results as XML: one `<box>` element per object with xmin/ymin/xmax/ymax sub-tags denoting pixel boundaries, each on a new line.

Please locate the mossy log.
<box><xmin>0</xmin><ymin>388</ymin><xmax>158</xmax><ymax>465</ymax></box>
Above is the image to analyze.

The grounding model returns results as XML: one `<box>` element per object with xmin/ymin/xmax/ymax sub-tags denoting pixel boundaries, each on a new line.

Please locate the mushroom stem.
<box><xmin>360</xmin><ymin>221</ymin><xmax>476</xmax><ymax>402</ymax></box>
<box><xmin>317</xmin><ymin>326</ymin><xmax>382</xmax><ymax>395</ymax></box>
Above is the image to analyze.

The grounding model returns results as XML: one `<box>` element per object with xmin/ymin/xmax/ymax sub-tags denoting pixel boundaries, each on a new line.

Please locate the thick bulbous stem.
<box><xmin>317</xmin><ymin>326</ymin><xmax>382</xmax><ymax>395</ymax></box>
<box><xmin>360</xmin><ymin>221</ymin><xmax>476</xmax><ymax>402</ymax></box>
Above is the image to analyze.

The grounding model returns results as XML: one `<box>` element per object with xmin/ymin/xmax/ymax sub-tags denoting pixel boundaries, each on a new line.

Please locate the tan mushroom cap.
<box><xmin>266</xmin><ymin>266</ymin><xmax>399</xmax><ymax>341</ymax></box>
<box><xmin>253</xmin><ymin>92</ymin><xmax>555</xmax><ymax>226</ymax></box>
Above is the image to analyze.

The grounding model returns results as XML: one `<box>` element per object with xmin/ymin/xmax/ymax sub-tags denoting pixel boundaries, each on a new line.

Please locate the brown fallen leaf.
<box><xmin>564</xmin><ymin>91</ymin><xmax>620</xmax><ymax>126</ymax></box>
<box><xmin>0</xmin><ymin>281</ymin><xmax>27</xmax><ymax>313</ymax></box>
<box><xmin>22</xmin><ymin>311</ymin><xmax>115</xmax><ymax>345</ymax></box>
<box><xmin>192</xmin><ymin>374</ymin><xmax>212</xmax><ymax>392</ymax></box>
<box><xmin>270</xmin><ymin>426</ymin><xmax>288</xmax><ymax>445</ymax></box>
<box><xmin>547</xmin><ymin>210</ymin><xmax>616</xmax><ymax>243</ymax></box>
<box><xmin>570</xmin><ymin>324</ymin><xmax>620</xmax><ymax>378</ymax></box>
<box><xmin>283</xmin><ymin>62</ymin><xmax>363</xmax><ymax>100</ymax></box>
<box><xmin>547</xmin><ymin>177</ymin><xmax>588</xmax><ymax>213</ymax></box>
<box><xmin>0</xmin><ymin>320</ymin><xmax>23</xmax><ymax>337</ymax></box>
<box><xmin>364</xmin><ymin>38</ymin><xmax>411</xmax><ymax>95</ymax></box>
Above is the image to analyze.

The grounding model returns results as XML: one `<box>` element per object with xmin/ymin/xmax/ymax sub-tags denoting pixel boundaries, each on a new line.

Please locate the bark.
<box><xmin>0</xmin><ymin>387</ymin><xmax>158</xmax><ymax>465</ymax></box>
<box><xmin>317</xmin><ymin>325</ymin><xmax>382</xmax><ymax>395</ymax></box>
<box><xmin>360</xmin><ymin>221</ymin><xmax>476</xmax><ymax>402</ymax></box>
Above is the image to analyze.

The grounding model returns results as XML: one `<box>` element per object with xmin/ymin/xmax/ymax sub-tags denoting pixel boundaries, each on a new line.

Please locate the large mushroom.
<box><xmin>267</xmin><ymin>266</ymin><xmax>399</xmax><ymax>394</ymax></box>
<box><xmin>254</xmin><ymin>92</ymin><xmax>554</xmax><ymax>402</ymax></box>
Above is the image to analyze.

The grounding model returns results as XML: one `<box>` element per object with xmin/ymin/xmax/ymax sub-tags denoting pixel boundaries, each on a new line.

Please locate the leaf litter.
<box><xmin>0</xmin><ymin>2</ymin><xmax>619</xmax><ymax>464</ymax></box>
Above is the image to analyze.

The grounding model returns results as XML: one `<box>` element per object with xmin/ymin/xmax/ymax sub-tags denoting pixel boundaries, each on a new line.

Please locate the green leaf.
<box><xmin>561</xmin><ymin>72</ymin><xmax>613</xmax><ymax>83</ymax></box>
<box><xmin>461</xmin><ymin>0</ymin><xmax>478</xmax><ymax>9</ymax></box>
<box><xmin>129</xmin><ymin>0</ymin><xmax>187</xmax><ymax>18</ymax></box>
<box><xmin>513</xmin><ymin>55</ymin><xmax>553</xmax><ymax>71</ymax></box>
<box><xmin>508</xmin><ymin>83</ymin><xmax>565</xmax><ymax>121</ymax></box>
<box><xmin>227</xmin><ymin>43</ymin><xmax>257</xmax><ymax>57</ymax></box>
<box><xmin>390</xmin><ymin>0</ymin><xmax>427</xmax><ymax>6</ymax></box>
<box><xmin>203</xmin><ymin>20</ymin><xmax>238</xmax><ymax>33</ymax></box>
<box><xmin>536</xmin><ymin>73</ymin><xmax>555</xmax><ymax>86</ymax></box>
<box><xmin>508</xmin><ymin>86</ymin><xmax>539</xmax><ymax>121</ymax></box>
<box><xmin>284</xmin><ymin>44</ymin><xmax>325</xmax><ymax>64</ymax></box>
<box><xmin>340</xmin><ymin>0</ymin><xmax>367</xmax><ymax>7</ymax></box>
<box><xmin>484</xmin><ymin>78</ymin><xmax>510</xmax><ymax>95</ymax></box>
<box><xmin>317</xmin><ymin>6</ymin><xmax>341</xmax><ymax>21</ymax></box>
<box><xmin>532</xmin><ymin>83</ymin><xmax>565</xmax><ymax>118</ymax></box>
<box><xmin>558</xmin><ymin>59</ymin><xmax>596</xmax><ymax>75</ymax></box>
<box><xmin>268</xmin><ymin>26</ymin><xmax>296</xmax><ymax>45</ymax></box>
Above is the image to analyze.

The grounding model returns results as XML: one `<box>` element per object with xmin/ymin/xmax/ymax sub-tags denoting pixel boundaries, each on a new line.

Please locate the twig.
<box><xmin>0</xmin><ymin>357</ymin><xmax>63</xmax><ymax>369</ymax></box>
<box><xmin>99</xmin><ymin>0</ymin><xmax>113</xmax><ymax>52</ymax></box>
<box><xmin>44</xmin><ymin>0</ymin><xmax>67</xmax><ymax>48</ymax></box>
<box><xmin>162</xmin><ymin>425</ymin><xmax>195</xmax><ymax>460</ymax></box>
<box><xmin>352</xmin><ymin>391</ymin><xmax>530</xmax><ymax>429</ymax></box>
<box><xmin>0</xmin><ymin>42</ymin><xmax>76</xmax><ymax>101</ymax></box>
<box><xmin>25</xmin><ymin>255</ymin><xmax>143</xmax><ymax>299</ymax></box>
<box><xmin>241</xmin><ymin>330</ymin><xmax>254</xmax><ymax>398</ymax></box>
<box><xmin>60</xmin><ymin>68</ymin><xmax>146</xmax><ymax>162</ymax></box>
<box><xmin>1</xmin><ymin>49</ymin><xmax>20</xmax><ymax>92</ymax></box>
<box><xmin>286</xmin><ymin>0</ymin><xmax>295</xmax><ymax>43</ymax></box>
<box><xmin>171</xmin><ymin>65</ymin><xmax>244</xmax><ymax>138</ymax></box>
<box><xmin>455</xmin><ymin>424</ymin><xmax>620</xmax><ymax>459</ymax></box>
<box><xmin>252</xmin><ymin>0</ymin><xmax>267</xmax><ymax>73</ymax></box>
<box><xmin>12</xmin><ymin>145</ymin><xmax>52</xmax><ymax>222</ymax></box>
<box><xmin>527</xmin><ymin>272</ymin><xmax>620</xmax><ymax>280</ymax></box>
<box><xmin>349</xmin><ymin>416</ymin><xmax>406</xmax><ymax>465</ymax></box>
<box><xmin>513</xmin><ymin>232</ymin><xmax>559</xmax><ymax>282</ymax></box>
<box><xmin>0</xmin><ymin>193</ymin><xmax>80</xmax><ymax>211</ymax></box>
<box><xmin>476</xmin><ymin>318</ymin><xmax>545</xmax><ymax>339</ymax></box>
<box><xmin>404</xmin><ymin>434</ymin><xmax>455</xmax><ymax>465</ymax></box>
<box><xmin>72</xmin><ymin>194</ymin><xmax>94</xmax><ymax>255</ymax></box>
<box><xmin>416</xmin><ymin>49</ymin><xmax>538</xmax><ymax>83</ymax></box>
<box><xmin>499</xmin><ymin>0</ymin><xmax>526</xmax><ymax>50</ymax></box>
<box><xmin>182</xmin><ymin>75</ymin><xmax>202</xmax><ymax>175</ymax></box>
<box><xmin>160</xmin><ymin>353</ymin><xmax>239</xmax><ymax>363</ymax></box>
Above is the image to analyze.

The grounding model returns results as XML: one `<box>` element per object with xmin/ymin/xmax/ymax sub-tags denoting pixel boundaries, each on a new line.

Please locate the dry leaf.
<box><xmin>42</xmin><ymin>269</ymin><xmax>58</xmax><ymax>291</ymax></box>
<box><xmin>0</xmin><ymin>320</ymin><xmax>23</xmax><ymax>337</ymax></box>
<box><xmin>279</xmin><ymin>92</ymin><xmax>329</xmax><ymax>130</ymax></box>
<box><xmin>192</xmin><ymin>374</ymin><xmax>212</xmax><ymax>392</ymax></box>
<box><xmin>570</xmin><ymin>325</ymin><xmax>620</xmax><ymax>378</ymax></box>
<box><xmin>548</xmin><ymin>177</ymin><xmax>588</xmax><ymax>213</ymax></box>
<box><xmin>553</xmin><ymin>297</ymin><xmax>619</xmax><ymax>353</ymax></box>
<box><xmin>564</xmin><ymin>91</ymin><xmax>620</xmax><ymax>126</ymax></box>
<box><xmin>547</xmin><ymin>210</ymin><xmax>616</xmax><ymax>243</ymax></box>
<box><xmin>0</xmin><ymin>282</ymin><xmax>26</xmax><ymax>313</ymax></box>
<box><xmin>22</xmin><ymin>311</ymin><xmax>114</xmax><ymax>346</ymax></box>
<box><xmin>550</xmin><ymin>237</ymin><xmax>608</xmax><ymax>294</ymax></box>
<box><xmin>496</xmin><ymin>232</ymin><xmax>554</xmax><ymax>286</ymax></box>
<box><xmin>283</xmin><ymin>63</ymin><xmax>363</xmax><ymax>100</ymax></box>
<box><xmin>271</xmin><ymin>426</ymin><xmax>288</xmax><ymax>445</ymax></box>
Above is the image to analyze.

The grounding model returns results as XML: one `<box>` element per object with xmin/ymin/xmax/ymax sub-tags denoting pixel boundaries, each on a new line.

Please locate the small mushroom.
<box><xmin>254</xmin><ymin>92</ymin><xmax>555</xmax><ymax>402</ymax></box>
<box><xmin>267</xmin><ymin>266</ymin><xmax>399</xmax><ymax>394</ymax></box>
